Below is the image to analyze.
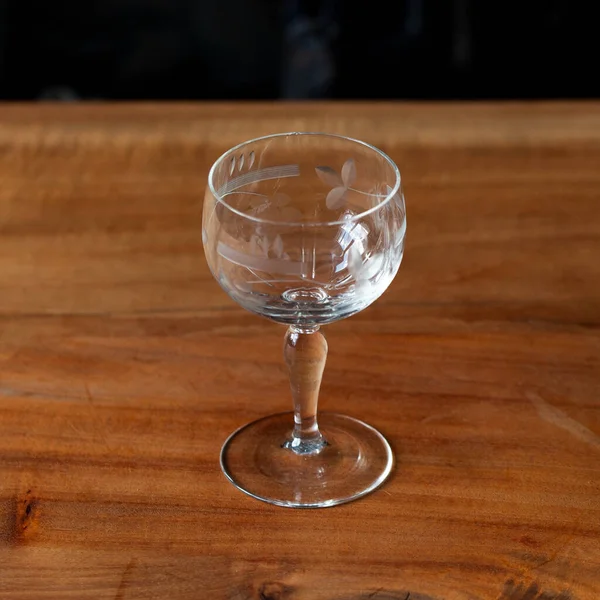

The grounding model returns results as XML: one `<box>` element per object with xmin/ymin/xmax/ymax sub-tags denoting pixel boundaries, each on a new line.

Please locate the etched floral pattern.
<box><xmin>209</xmin><ymin>155</ymin><xmax>405</xmax><ymax>308</ymax></box>
<box><xmin>249</xmin><ymin>232</ymin><xmax>289</xmax><ymax>260</ymax></box>
<box><xmin>315</xmin><ymin>158</ymin><xmax>357</xmax><ymax>209</ymax></box>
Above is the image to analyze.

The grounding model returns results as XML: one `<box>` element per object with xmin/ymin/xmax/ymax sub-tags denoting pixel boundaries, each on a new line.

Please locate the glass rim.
<box><xmin>207</xmin><ymin>132</ymin><xmax>402</xmax><ymax>228</ymax></box>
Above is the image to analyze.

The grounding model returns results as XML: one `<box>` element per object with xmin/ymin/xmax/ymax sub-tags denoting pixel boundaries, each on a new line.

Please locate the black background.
<box><xmin>0</xmin><ymin>0</ymin><xmax>597</xmax><ymax>100</ymax></box>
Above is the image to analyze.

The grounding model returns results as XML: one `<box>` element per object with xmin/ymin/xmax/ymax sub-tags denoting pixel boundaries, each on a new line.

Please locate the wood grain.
<box><xmin>0</xmin><ymin>102</ymin><xmax>599</xmax><ymax>600</ymax></box>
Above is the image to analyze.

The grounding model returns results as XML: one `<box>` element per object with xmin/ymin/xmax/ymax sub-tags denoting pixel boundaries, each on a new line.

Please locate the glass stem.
<box><xmin>282</xmin><ymin>325</ymin><xmax>328</xmax><ymax>455</ymax></box>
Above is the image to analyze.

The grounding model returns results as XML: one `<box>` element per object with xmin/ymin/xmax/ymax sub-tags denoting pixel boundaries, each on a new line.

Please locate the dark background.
<box><xmin>0</xmin><ymin>0</ymin><xmax>598</xmax><ymax>101</ymax></box>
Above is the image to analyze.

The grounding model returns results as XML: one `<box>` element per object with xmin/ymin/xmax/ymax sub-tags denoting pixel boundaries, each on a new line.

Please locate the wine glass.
<box><xmin>203</xmin><ymin>132</ymin><xmax>406</xmax><ymax>508</ymax></box>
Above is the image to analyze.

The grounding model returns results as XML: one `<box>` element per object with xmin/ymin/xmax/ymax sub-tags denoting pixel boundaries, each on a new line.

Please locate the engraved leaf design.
<box><xmin>326</xmin><ymin>186</ymin><xmax>347</xmax><ymax>209</ymax></box>
<box><xmin>347</xmin><ymin>243</ymin><xmax>385</xmax><ymax>283</ymax></box>
<box><xmin>258</xmin><ymin>235</ymin><xmax>269</xmax><ymax>257</ymax></box>
<box><xmin>272</xmin><ymin>234</ymin><xmax>285</xmax><ymax>258</ymax></box>
<box><xmin>250</xmin><ymin>202</ymin><xmax>271</xmax><ymax>216</ymax></box>
<box><xmin>249</xmin><ymin>195</ymin><xmax>268</xmax><ymax>208</ymax></box>
<box><xmin>359</xmin><ymin>253</ymin><xmax>385</xmax><ymax>280</ymax></box>
<box><xmin>317</xmin><ymin>159</ymin><xmax>359</xmax><ymax>211</ymax></box>
<box><xmin>341</xmin><ymin>158</ymin><xmax>357</xmax><ymax>187</ymax></box>
<box><xmin>315</xmin><ymin>166</ymin><xmax>343</xmax><ymax>188</ymax></box>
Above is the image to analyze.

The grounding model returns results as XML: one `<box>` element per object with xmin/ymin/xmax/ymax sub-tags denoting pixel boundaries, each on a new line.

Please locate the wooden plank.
<box><xmin>0</xmin><ymin>103</ymin><xmax>599</xmax><ymax>600</ymax></box>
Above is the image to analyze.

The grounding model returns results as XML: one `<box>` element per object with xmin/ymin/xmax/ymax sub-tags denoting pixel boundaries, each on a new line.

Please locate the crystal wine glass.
<box><xmin>203</xmin><ymin>132</ymin><xmax>406</xmax><ymax>507</ymax></box>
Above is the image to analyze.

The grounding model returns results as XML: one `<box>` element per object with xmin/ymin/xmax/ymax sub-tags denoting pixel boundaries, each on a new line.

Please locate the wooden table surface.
<box><xmin>0</xmin><ymin>103</ymin><xmax>599</xmax><ymax>600</ymax></box>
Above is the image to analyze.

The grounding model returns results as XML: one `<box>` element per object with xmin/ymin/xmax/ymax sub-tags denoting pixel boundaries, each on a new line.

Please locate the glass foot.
<box><xmin>220</xmin><ymin>412</ymin><xmax>393</xmax><ymax>508</ymax></box>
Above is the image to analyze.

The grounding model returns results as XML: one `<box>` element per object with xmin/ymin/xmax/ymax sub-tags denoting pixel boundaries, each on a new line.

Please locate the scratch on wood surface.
<box><xmin>10</xmin><ymin>489</ymin><xmax>39</xmax><ymax>545</ymax></box>
<box><xmin>497</xmin><ymin>579</ymin><xmax>572</xmax><ymax>600</ymax></box>
<box><xmin>114</xmin><ymin>558</ymin><xmax>136</xmax><ymax>600</ymax></box>
<box><xmin>84</xmin><ymin>383</ymin><xmax>113</xmax><ymax>452</ymax></box>
<box><xmin>527</xmin><ymin>391</ymin><xmax>600</xmax><ymax>451</ymax></box>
